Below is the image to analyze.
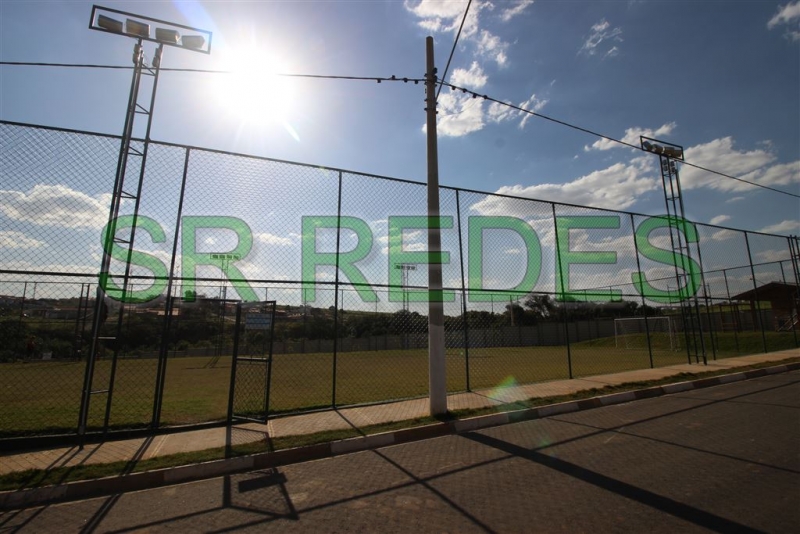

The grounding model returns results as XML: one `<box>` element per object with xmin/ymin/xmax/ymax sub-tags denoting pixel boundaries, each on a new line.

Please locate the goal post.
<box><xmin>614</xmin><ymin>317</ymin><xmax>679</xmax><ymax>351</ymax></box>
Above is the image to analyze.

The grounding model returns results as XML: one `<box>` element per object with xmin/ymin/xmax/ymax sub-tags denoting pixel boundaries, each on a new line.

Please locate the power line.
<box><xmin>436</xmin><ymin>0</ymin><xmax>472</xmax><ymax>101</ymax></box>
<box><xmin>3</xmin><ymin>60</ymin><xmax>798</xmax><ymax>199</ymax></box>
<box><xmin>1</xmin><ymin>61</ymin><xmax>134</xmax><ymax>70</ymax></box>
<box><xmin>440</xmin><ymin>81</ymin><xmax>800</xmax><ymax>199</ymax></box>
<box><xmin>0</xmin><ymin>61</ymin><xmax>424</xmax><ymax>84</ymax></box>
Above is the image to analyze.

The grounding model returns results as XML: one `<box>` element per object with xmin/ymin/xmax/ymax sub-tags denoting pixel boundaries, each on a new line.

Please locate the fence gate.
<box><xmin>227</xmin><ymin>301</ymin><xmax>277</xmax><ymax>423</ymax></box>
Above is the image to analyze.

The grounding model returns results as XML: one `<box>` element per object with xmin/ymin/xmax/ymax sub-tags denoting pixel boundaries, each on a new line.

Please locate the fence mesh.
<box><xmin>1</xmin><ymin>120</ymin><xmax>798</xmax><ymax>439</ymax></box>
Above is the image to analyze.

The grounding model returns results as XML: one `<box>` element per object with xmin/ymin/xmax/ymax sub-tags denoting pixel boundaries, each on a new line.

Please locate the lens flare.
<box><xmin>488</xmin><ymin>375</ymin><xmax>519</xmax><ymax>405</ymax></box>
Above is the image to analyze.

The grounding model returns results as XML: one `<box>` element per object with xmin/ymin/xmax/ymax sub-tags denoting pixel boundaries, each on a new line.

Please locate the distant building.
<box><xmin>731</xmin><ymin>282</ymin><xmax>799</xmax><ymax>331</ymax></box>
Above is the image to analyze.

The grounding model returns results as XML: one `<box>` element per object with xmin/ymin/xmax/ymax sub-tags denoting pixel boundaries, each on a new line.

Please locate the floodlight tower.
<box><xmin>395</xmin><ymin>263</ymin><xmax>416</xmax><ymax>351</ymax></box>
<box><xmin>640</xmin><ymin>137</ymin><xmax>707</xmax><ymax>365</ymax></box>
<box><xmin>395</xmin><ymin>263</ymin><xmax>417</xmax><ymax>312</ymax></box>
<box><xmin>79</xmin><ymin>6</ymin><xmax>212</xmax><ymax>438</ymax></box>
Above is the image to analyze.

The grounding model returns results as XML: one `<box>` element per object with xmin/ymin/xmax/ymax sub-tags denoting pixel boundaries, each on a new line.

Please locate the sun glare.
<box><xmin>211</xmin><ymin>47</ymin><xmax>297</xmax><ymax>133</ymax></box>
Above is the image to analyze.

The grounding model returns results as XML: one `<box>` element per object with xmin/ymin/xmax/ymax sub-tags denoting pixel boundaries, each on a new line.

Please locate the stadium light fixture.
<box><xmin>97</xmin><ymin>14</ymin><xmax>122</xmax><ymax>33</ymax></box>
<box><xmin>181</xmin><ymin>35</ymin><xmax>206</xmax><ymax>50</ymax></box>
<box><xmin>155</xmin><ymin>28</ymin><xmax>180</xmax><ymax>45</ymax></box>
<box><xmin>641</xmin><ymin>136</ymin><xmax>684</xmax><ymax>160</ymax></box>
<box><xmin>89</xmin><ymin>5</ymin><xmax>212</xmax><ymax>54</ymax></box>
<box><xmin>125</xmin><ymin>18</ymin><xmax>150</xmax><ymax>38</ymax></box>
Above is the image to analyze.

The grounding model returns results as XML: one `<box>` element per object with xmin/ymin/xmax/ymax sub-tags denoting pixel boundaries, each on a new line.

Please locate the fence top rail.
<box><xmin>1</xmin><ymin>119</ymin><xmax>797</xmax><ymax>241</ymax></box>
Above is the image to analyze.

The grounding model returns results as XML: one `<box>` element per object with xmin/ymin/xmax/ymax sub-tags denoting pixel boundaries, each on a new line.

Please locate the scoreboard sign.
<box><xmin>245</xmin><ymin>313</ymin><xmax>272</xmax><ymax>330</ymax></box>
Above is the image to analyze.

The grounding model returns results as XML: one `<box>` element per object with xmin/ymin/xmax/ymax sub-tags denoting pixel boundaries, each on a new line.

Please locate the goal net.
<box><xmin>614</xmin><ymin>317</ymin><xmax>679</xmax><ymax>351</ymax></box>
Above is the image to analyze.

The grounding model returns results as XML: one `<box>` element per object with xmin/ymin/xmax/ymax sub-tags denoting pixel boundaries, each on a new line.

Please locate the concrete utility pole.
<box><xmin>425</xmin><ymin>36</ymin><xmax>447</xmax><ymax>416</ymax></box>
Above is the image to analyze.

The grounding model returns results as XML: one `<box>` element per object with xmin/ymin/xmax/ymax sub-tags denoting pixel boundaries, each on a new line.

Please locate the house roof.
<box><xmin>730</xmin><ymin>281</ymin><xmax>800</xmax><ymax>302</ymax></box>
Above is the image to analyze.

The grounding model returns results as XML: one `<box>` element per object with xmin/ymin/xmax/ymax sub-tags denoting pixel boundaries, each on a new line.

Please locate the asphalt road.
<box><xmin>2</xmin><ymin>371</ymin><xmax>799</xmax><ymax>533</ymax></box>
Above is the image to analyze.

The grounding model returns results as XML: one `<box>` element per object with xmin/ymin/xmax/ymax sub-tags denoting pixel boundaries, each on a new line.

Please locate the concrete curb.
<box><xmin>3</xmin><ymin>361</ymin><xmax>799</xmax><ymax>511</ymax></box>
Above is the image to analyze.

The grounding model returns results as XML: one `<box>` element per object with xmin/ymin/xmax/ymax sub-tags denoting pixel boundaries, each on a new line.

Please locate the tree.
<box><xmin>505</xmin><ymin>302</ymin><xmax>527</xmax><ymax>326</ymax></box>
<box><xmin>524</xmin><ymin>294</ymin><xmax>556</xmax><ymax>320</ymax></box>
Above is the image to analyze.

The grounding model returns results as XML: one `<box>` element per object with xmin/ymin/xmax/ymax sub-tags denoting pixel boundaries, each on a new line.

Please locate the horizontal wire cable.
<box><xmin>3</xmin><ymin>60</ymin><xmax>797</xmax><ymax>198</ymax></box>
<box><xmin>0</xmin><ymin>61</ymin><xmax>424</xmax><ymax>83</ymax></box>
<box><xmin>440</xmin><ymin>81</ymin><xmax>800</xmax><ymax>199</ymax></box>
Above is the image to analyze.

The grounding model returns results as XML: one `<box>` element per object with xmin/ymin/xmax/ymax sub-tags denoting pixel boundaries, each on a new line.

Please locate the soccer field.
<box><xmin>0</xmin><ymin>331</ymin><xmax>795</xmax><ymax>437</ymax></box>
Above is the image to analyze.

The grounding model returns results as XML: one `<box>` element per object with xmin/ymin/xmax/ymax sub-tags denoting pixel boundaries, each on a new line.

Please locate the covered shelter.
<box><xmin>730</xmin><ymin>281</ymin><xmax>799</xmax><ymax>331</ymax></box>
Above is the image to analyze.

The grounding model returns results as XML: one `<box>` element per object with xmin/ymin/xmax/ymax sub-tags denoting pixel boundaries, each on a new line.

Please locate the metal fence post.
<box><xmin>332</xmin><ymin>171</ymin><xmax>343</xmax><ymax>408</ymax></box>
<box><xmin>779</xmin><ymin>259</ymin><xmax>799</xmax><ymax>347</ymax></box>
<box><xmin>552</xmin><ymin>205</ymin><xmax>572</xmax><ymax>379</ymax></box>
<box><xmin>630</xmin><ymin>214</ymin><xmax>654</xmax><ymax>368</ymax></box>
<box><xmin>693</xmin><ymin>230</ymin><xmax>717</xmax><ymax>361</ymax></box>
<box><xmin>226</xmin><ymin>303</ymin><xmax>243</xmax><ymax>423</ymax></box>
<box><xmin>744</xmin><ymin>232</ymin><xmax>768</xmax><ymax>353</ymax></box>
<box><xmin>784</xmin><ymin>237</ymin><xmax>800</xmax><ymax>347</ymax></box>
<box><xmin>455</xmin><ymin>190</ymin><xmax>471</xmax><ymax>391</ymax></box>
<box><xmin>152</xmin><ymin>147</ymin><xmax>191</xmax><ymax>428</ymax></box>
<box><xmin>722</xmin><ymin>269</ymin><xmax>740</xmax><ymax>353</ymax></box>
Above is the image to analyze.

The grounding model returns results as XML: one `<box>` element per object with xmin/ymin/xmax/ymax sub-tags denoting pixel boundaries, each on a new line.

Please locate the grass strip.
<box><xmin>1</xmin><ymin>356</ymin><xmax>797</xmax><ymax>492</ymax></box>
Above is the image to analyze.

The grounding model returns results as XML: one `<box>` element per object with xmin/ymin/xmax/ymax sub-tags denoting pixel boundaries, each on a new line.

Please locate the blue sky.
<box><xmin>2</xmin><ymin>0</ymin><xmax>798</xmax><ymax>232</ymax></box>
<box><xmin>1</xmin><ymin>1</ymin><xmax>799</xmax><ymax>305</ymax></box>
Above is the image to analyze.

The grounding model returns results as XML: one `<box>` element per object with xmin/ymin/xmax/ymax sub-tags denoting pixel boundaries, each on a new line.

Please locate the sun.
<box><xmin>210</xmin><ymin>47</ymin><xmax>297</xmax><ymax>132</ymax></box>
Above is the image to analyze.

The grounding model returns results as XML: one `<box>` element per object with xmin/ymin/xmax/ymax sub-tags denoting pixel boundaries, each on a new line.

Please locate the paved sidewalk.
<box><xmin>5</xmin><ymin>371</ymin><xmax>798</xmax><ymax>532</ymax></box>
<box><xmin>2</xmin><ymin>349</ymin><xmax>798</xmax><ymax>478</ymax></box>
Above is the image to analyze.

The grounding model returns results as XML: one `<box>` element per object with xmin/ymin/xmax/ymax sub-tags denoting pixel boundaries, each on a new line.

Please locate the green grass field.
<box><xmin>1</xmin><ymin>331</ymin><xmax>796</xmax><ymax>437</ymax></box>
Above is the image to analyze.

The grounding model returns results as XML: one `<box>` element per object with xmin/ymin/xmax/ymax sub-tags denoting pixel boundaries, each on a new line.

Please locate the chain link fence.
<box><xmin>2</xmin><ymin>120</ymin><xmax>798</xmax><ymax>440</ymax></box>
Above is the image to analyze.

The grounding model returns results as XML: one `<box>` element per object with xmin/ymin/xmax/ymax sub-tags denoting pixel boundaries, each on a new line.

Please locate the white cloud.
<box><xmin>378</xmin><ymin>229</ymin><xmax>426</xmax><ymax>255</ymax></box>
<box><xmin>711</xmin><ymin>229</ymin><xmax>738</xmax><ymax>241</ymax></box>
<box><xmin>567</xmin><ymin>230</ymin><xmax>636</xmax><ymax>258</ymax></box>
<box><xmin>380</xmin><ymin>241</ymin><xmax>426</xmax><ymax>256</ymax></box>
<box><xmin>255</xmin><ymin>232</ymin><xmax>294</xmax><ymax>246</ymax></box>
<box><xmin>418</xmin><ymin>18</ymin><xmax>444</xmax><ymax>32</ymax></box>
<box><xmin>487</xmin><ymin>100</ymin><xmax>515</xmax><ymax>123</ymax></box>
<box><xmin>517</xmin><ymin>94</ymin><xmax>548</xmax><ymax>128</ymax></box>
<box><xmin>756</xmin><ymin>249</ymin><xmax>792</xmax><ymax>263</ymax></box>
<box><xmin>709</xmin><ymin>215</ymin><xmax>731</xmax><ymax>225</ymax></box>
<box><xmin>376</xmin><ymin>230</ymin><xmax>423</xmax><ymax>245</ymax></box>
<box><xmin>406</xmin><ymin>0</ymin><xmax>534</xmax><ymax>36</ymax></box>
<box><xmin>316</xmin><ymin>272</ymin><xmax>335</xmax><ymax>281</ymax></box>
<box><xmin>585</xmin><ymin>122</ymin><xmax>676</xmax><ymax>151</ymax></box>
<box><xmin>580</xmin><ymin>18</ymin><xmax>623</xmax><ymax>57</ymax></box>
<box><xmin>405</xmin><ymin>242</ymin><xmax>427</xmax><ymax>252</ymax></box>
<box><xmin>768</xmin><ymin>1</ymin><xmax>800</xmax><ymax>41</ymax></box>
<box><xmin>449</xmin><ymin>61</ymin><xmax>488</xmax><ymax>89</ymax></box>
<box><xmin>486</xmin><ymin>93</ymin><xmax>548</xmax><ymax>129</ymax></box>
<box><xmin>0</xmin><ymin>185</ymin><xmax>110</xmax><ymax>229</ymax></box>
<box><xmin>0</xmin><ymin>231</ymin><xmax>46</xmax><ymax>249</ymax></box>
<box><xmin>471</xmin><ymin>157</ymin><xmax>658</xmax><ymax>213</ymax></box>
<box><xmin>760</xmin><ymin>219</ymin><xmax>800</xmax><ymax>234</ymax></box>
<box><xmin>767</xmin><ymin>0</ymin><xmax>800</xmax><ymax>29</ymax></box>
<box><xmin>404</xmin><ymin>1</ymin><xmax>511</xmax><ymax>66</ymax></box>
<box><xmin>476</xmin><ymin>30</ymin><xmax>509</xmax><ymax>66</ymax></box>
<box><xmin>435</xmin><ymin>92</ymin><xmax>486</xmax><ymax>137</ymax></box>
<box><xmin>679</xmin><ymin>137</ymin><xmax>800</xmax><ymax>193</ymax></box>
<box><xmin>725</xmin><ymin>196</ymin><xmax>745</xmax><ymax>203</ymax></box>
<box><xmin>0</xmin><ymin>259</ymin><xmax>100</xmax><ymax>275</ymax></box>
<box><xmin>404</xmin><ymin>0</ymin><xmax>482</xmax><ymax>39</ymax></box>
<box><xmin>405</xmin><ymin>1</ymin><xmax>470</xmax><ymax>21</ymax></box>
<box><xmin>406</xmin><ymin>0</ymin><xmax>543</xmax><ymax>135</ymax></box>
<box><xmin>500</xmin><ymin>0</ymin><xmax>534</xmax><ymax>22</ymax></box>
